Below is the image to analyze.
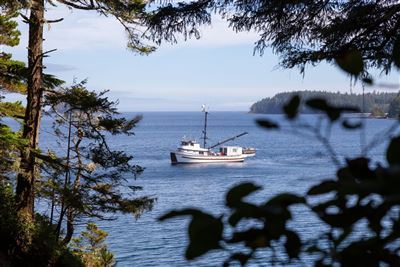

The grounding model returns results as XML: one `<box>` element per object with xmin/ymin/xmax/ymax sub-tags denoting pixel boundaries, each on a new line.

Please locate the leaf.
<box><xmin>265</xmin><ymin>193</ymin><xmax>305</xmax><ymax>207</ymax></box>
<box><xmin>228</xmin><ymin>203</ymin><xmax>264</xmax><ymax>226</ymax></box>
<box><xmin>335</xmin><ymin>49</ymin><xmax>364</xmax><ymax>76</ymax></box>
<box><xmin>319</xmin><ymin>206</ymin><xmax>367</xmax><ymax>228</ymax></box>
<box><xmin>159</xmin><ymin>209</ymin><xmax>224</xmax><ymax>260</ymax></box>
<box><xmin>283</xmin><ymin>95</ymin><xmax>301</xmax><ymax>119</ymax></box>
<box><xmin>308</xmin><ymin>180</ymin><xmax>337</xmax><ymax>195</ymax></box>
<box><xmin>186</xmin><ymin>213</ymin><xmax>223</xmax><ymax>260</ymax></box>
<box><xmin>306</xmin><ymin>98</ymin><xmax>329</xmax><ymax>111</ymax></box>
<box><xmin>346</xmin><ymin>157</ymin><xmax>374</xmax><ymax>180</ymax></box>
<box><xmin>393</xmin><ymin>36</ymin><xmax>400</xmax><ymax>69</ymax></box>
<box><xmin>387</xmin><ymin>136</ymin><xmax>400</xmax><ymax>166</ymax></box>
<box><xmin>256</xmin><ymin>119</ymin><xmax>279</xmax><ymax>129</ymax></box>
<box><xmin>226</xmin><ymin>182</ymin><xmax>261</xmax><ymax>208</ymax></box>
<box><xmin>306</xmin><ymin>98</ymin><xmax>359</xmax><ymax>121</ymax></box>
<box><xmin>362</xmin><ymin>77</ymin><xmax>373</xmax><ymax>85</ymax></box>
<box><xmin>158</xmin><ymin>208</ymin><xmax>205</xmax><ymax>221</ymax></box>
<box><xmin>285</xmin><ymin>230</ymin><xmax>302</xmax><ymax>258</ymax></box>
<box><xmin>228</xmin><ymin>228</ymin><xmax>268</xmax><ymax>248</ymax></box>
<box><xmin>342</xmin><ymin>119</ymin><xmax>362</xmax><ymax>130</ymax></box>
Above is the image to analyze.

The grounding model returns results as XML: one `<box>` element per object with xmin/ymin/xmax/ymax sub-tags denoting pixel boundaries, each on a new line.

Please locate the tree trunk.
<box><xmin>61</xmin><ymin>209</ymin><xmax>74</xmax><ymax>245</ymax></box>
<box><xmin>61</xmin><ymin>133</ymin><xmax>83</xmax><ymax>245</ymax></box>
<box><xmin>15</xmin><ymin>0</ymin><xmax>44</xmax><ymax>220</ymax></box>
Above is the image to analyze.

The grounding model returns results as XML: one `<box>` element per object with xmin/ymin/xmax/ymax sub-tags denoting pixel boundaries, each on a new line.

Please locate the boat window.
<box><xmin>233</xmin><ymin>148</ymin><xmax>237</xmax><ymax>152</ymax></box>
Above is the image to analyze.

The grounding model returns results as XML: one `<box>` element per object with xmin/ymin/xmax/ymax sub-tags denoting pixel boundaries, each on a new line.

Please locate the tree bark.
<box><xmin>15</xmin><ymin>0</ymin><xmax>44</xmax><ymax>220</ymax></box>
<box><xmin>61</xmin><ymin>132</ymin><xmax>83</xmax><ymax>246</ymax></box>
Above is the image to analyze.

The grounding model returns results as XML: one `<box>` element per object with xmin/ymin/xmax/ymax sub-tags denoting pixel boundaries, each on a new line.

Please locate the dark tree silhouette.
<box><xmin>146</xmin><ymin>0</ymin><xmax>400</xmax><ymax>74</ymax></box>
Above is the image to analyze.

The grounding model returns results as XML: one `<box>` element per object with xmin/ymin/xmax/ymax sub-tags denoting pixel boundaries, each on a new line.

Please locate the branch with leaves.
<box><xmin>40</xmin><ymin>83</ymin><xmax>155</xmax><ymax>247</ymax></box>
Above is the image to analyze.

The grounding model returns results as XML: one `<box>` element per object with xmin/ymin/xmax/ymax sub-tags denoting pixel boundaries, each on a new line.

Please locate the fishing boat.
<box><xmin>170</xmin><ymin>106</ymin><xmax>256</xmax><ymax>164</ymax></box>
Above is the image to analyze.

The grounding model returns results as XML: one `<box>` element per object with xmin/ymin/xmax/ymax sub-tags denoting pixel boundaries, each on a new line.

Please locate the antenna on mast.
<box><xmin>202</xmin><ymin>105</ymin><xmax>209</xmax><ymax>148</ymax></box>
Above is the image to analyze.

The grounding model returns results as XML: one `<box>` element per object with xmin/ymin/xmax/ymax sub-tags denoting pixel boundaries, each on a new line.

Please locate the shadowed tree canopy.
<box><xmin>145</xmin><ymin>0</ymin><xmax>400</xmax><ymax>74</ymax></box>
<box><xmin>0</xmin><ymin>9</ymin><xmax>62</xmax><ymax>93</ymax></box>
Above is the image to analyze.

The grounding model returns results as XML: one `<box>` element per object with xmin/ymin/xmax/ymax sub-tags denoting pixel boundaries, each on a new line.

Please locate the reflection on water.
<box><xmin>38</xmin><ymin>112</ymin><xmax>395</xmax><ymax>266</ymax></box>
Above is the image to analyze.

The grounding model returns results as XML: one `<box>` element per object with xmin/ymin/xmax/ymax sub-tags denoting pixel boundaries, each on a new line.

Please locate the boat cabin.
<box><xmin>178</xmin><ymin>140</ymin><xmax>209</xmax><ymax>153</ymax></box>
<box><xmin>220</xmin><ymin>146</ymin><xmax>243</xmax><ymax>156</ymax></box>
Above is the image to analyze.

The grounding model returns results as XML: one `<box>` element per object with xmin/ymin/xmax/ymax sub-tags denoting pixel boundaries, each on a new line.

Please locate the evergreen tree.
<box><xmin>15</xmin><ymin>0</ymin><xmax>156</xmax><ymax>222</ymax></box>
<box><xmin>42</xmin><ymin>82</ymin><xmax>155</xmax><ymax>247</ymax></box>
<box><xmin>71</xmin><ymin>223</ymin><xmax>115</xmax><ymax>267</ymax></box>
<box><xmin>0</xmin><ymin>5</ymin><xmax>27</xmax><ymax>181</ymax></box>
<box><xmin>0</xmin><ymin>2</ymin><xmax>155</xmax><ymax>263</ymax></box>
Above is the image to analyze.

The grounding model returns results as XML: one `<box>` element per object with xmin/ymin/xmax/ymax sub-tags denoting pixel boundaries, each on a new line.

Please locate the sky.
<box><xmin>5</xmin><ymin>5</ymin><xmax>400</xmax><ymax>111</ymax></box>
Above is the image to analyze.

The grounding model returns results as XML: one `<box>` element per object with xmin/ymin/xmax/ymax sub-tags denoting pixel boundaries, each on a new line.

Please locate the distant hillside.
<box><xmin>250</xmin><ymin>91</ymin><xmax>398</xmax><ymax>114</ymax></box>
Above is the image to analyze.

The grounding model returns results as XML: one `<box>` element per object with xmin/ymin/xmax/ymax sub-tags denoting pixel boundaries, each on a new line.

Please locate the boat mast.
<box><xmin>362</xmin><ymin>82</ymin><xmax>365</xmax><ymax>115</ymax></box>
<box><xmin>202</xmin><ymin>105</ymin><xmax>208</xmax><ymax>148</ymax></box>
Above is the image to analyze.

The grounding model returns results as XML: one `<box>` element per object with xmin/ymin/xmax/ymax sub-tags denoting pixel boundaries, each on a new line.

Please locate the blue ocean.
<box><xmin>38</xmin><ymin>112</ymin><xmax>396</xmax><ymax>266</ymax></box>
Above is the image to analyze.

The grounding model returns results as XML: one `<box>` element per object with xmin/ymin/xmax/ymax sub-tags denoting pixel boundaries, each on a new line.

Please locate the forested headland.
<box><xmin>250</xmin><ymin>91</ymin><xmax>400</xmax><ymax>117</ymax></box>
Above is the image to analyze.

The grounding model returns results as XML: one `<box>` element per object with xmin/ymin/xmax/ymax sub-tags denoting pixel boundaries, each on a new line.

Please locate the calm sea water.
<box><xmin>38</xmin><ymin>112</ymin><xmax>397</xmax><ymax>266</ymax></box>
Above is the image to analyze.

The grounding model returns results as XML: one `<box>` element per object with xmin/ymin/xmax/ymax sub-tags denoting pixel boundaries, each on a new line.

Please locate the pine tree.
<box><xmin>71</xmin><ymin>223</ymin><xmax>116</xmax><ymax>267</ymax></box>
<box><xmin>0</xmin><ymin>4</ymin><xmax>27</xmax><ymax>181</ymax></box>
<box><xmin>14</xmin><ymin>0</ymin><xmax>157</xmax><ymax>224</ymax></box>
<box><xmin>42</xmin><ymin>82</ymin><xmax>155</xmax><ymax>247</ymax></box>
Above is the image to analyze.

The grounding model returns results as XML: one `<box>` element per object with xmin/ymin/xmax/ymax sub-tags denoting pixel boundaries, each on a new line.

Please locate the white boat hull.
<box><xmin>170</xmin><ymin>152</ymin><xmax>245</xmax><ymax>164</ymax></box>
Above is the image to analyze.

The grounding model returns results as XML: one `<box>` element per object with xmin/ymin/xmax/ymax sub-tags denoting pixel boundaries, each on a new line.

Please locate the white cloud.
<box><xmin>43</xmin><ymin>7</ymin><xmax>127</xmax><ymax>51</ymax></box>
<box><xmin>14</xmin><ymin>6</ymin><xmax>259</xmax><ymax>53</ymax></box>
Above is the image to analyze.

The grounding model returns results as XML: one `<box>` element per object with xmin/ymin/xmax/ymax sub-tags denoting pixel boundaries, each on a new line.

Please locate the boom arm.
<box><xmin>208</xmin><ymin>132</ymin><xmax>248</xmax><ymax>149</ymax></box>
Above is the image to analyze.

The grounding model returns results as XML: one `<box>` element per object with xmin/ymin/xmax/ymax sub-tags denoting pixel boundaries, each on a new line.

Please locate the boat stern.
<box><xmin>170</xmin><ymin>152</ymin><xmax>178</xmax><ymax>164</ymax></box>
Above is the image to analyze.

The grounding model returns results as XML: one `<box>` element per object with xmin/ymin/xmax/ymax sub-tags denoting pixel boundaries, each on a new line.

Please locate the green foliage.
<box><xmin>0</xmin><ymin>183</ymin><xmax>20</xmax><ymax>250</ymax></box>
<box><xmin>250</xmin><ymin>90</ymin><xmax>396</xmax><ymax>114</ymax></box>
<box><xmin>71</xmin><ymin>223</ymin><xmax>115</xmax><ymax>267</ymax></box>
<box><xmin>0</xmin><ymin>183</ymin><xmax>83</xmax><ymax>267</ymax></box>
<box><xmin>0</xmin><ymin>14</ymin><xmax>63</xmax><ymax>94</ymax></box>
<box><xmin>0</xmin><ymin>12</ymin><xmax>20</xmax><ymax>47</ymax></box>
<box><xmin>0</xmin><ymin>13</ymin><xmax>26</xmax><ymax>94</ymax></box>
<box><xmin>0</xmin><ymin>101</ymin><xmax>25</xmax><ymax>118</ymax></box>
<box><xmin>0</xmin><ymin>53</ymin><xmax>26</xmax><ymax>93</ymax></box>
<box><xmin>0</xmin><ymin>119</ymin><xmax>25</xmax><ymax>179</ymax></box>
<box><xmin>40</xmin><ymin>83</ymin><xmax>155</xmax><ymax>249</ymax></box>
<box><xmin>0</xmin><ymin>0</ymin><xmax>155</xmax><ymax>262</ymax></box>
<box><xmin>160</xmin><ymin>95</ymin><xmax>400</xmax><ymax>266</ymax></box>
